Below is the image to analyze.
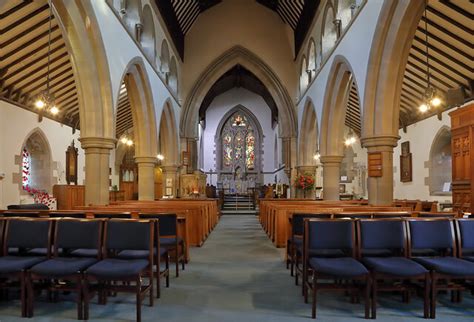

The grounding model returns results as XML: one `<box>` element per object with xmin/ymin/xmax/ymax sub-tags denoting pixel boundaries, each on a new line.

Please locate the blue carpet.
<box><xmin>0</xmin><ymin>215</ymin><xmax>473</xmax><ymax>321</ymax></box>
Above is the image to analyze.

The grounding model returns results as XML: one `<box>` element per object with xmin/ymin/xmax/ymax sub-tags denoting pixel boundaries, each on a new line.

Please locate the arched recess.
<box><xmin>320</xmin><ymin>55</ymin><xmax>359</xmax><ymax>157</ymax></box>
<box><xmin>141</xmin><ymin>5</ymin><xmax>156</xmax><ymax>64</ymax></box>
<box><xmin>307</xmin><ymin>39</ymin><xmax>317</xmax><ymax>80</ymax></box>
<box><xmin>428</xmin><ymin>126</ymin><xmax>452</xmax><ymax>196</ymax></box>
<box><xmin>160</xmin><ymin>39</ymin><xmax>170</xmax><ymax>74</ymax></box>
<box><xmin>20</xmin><ymin>128</ymin><xmax>53</xmax><ymax>194</ymax></box>
<box><xmin>299</xmin><ymin>98</ymin><xmax>319</xmax><ymax>166</ymax></box>
<box><xmin>362</xmin><ymin>0</ymin><xmax>425</xmax><ymax>139</ymax></box>
<box><xmin>122</xmin><ymin>0</ymin><xmax>142</xmax><ymax>40</ymax></box>
<box><xmin>321</xmin><ymin>3</ymin><xmax>337</xmax><ymax>59</ymax></box>
<box><xmin>159</xmin><ymin>99</ymin><xmax>180</xmax><ymax>166</ymax></box>
<box><xmin>52</xmin><ymin>0</ymin><xmax>114</xmax><ymax>139</ymax></box>
<box><xmin>116</xmin><ymin>57</ymin><xmax>158</xmax><ymax>159</ymax></box>
<box><xmin>336</xmin><ymin>0</ymin><xmax>354</xmax><ymax>31</ymax></box>
<box><xmin>214</xmin><ymin>105</ymin><xmax>264</xmax><ymax>172</ymax></box>
<box><xmin>168</xmin><ymin>57</ymin><xmax>178</xmax><ymax>94</ymax></box>
<box><xmin>299</xmin><ymin>56</ymin><xmax>309</xmax><ymax>96</ymax></box>
<box><xmin>181</xmin><ymin>45</ymin><xmax>297</xmax><ymax>139</ymax></box>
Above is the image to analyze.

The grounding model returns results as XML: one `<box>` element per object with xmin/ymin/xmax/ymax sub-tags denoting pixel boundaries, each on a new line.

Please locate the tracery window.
<box><xmin>221</xmin><ymin>113</ymin><xmax>256</xmax><ymax>171</ymax></box>
<box><xmin>22</xmin><ymin>148</ymin><xmax>31</xmax><ymax>190</ymax></box>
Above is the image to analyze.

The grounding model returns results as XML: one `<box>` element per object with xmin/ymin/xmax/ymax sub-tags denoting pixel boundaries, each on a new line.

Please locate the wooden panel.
<box><xmin>368</xmin><ymin>152</ymin><xmax>383</xmax><ymax>177</ymax></box>
<box><xmin>121</xmin><ymin>182</ymin><xmax>135</xmax><ymax>201</ymax></box>
<box><xmin>52</xmin><ymin>184</ymin><xmax>85</xmax><ymax>210</ymax></box>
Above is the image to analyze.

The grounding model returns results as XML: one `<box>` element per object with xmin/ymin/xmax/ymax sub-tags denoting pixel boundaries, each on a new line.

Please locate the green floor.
<box><xmin>0</xmin><ymin>215</ymin><xmax>472</xmax><ymax>321</ymax></box>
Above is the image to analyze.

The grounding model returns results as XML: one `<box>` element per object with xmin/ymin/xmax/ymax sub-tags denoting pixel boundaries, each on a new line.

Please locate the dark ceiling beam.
<box><xmin>0</xmin><ymin>4</ymin><xmax>49</xmax><ymax>34</ymax></box>
<box><xmin>414</xmin><ymin>30</ymin><xmax>473</xmax><ymax>64</ymax></box>
<box><xmin>2</xmin><ymin>16</ymin><xmax>51</xmax><ymax>48</ymax></box>
<box><xmin>407</xmin><ymin>54</ymin><xmax>467</xmax><ymax>88</ymax></box>
<box><xmin>439</xmin><ymin>0</ymin><xmax>474</xmax><ymax>20</ymax></box>
<box><xmin>0</xmin><ymin>0</ymin><xmax>33</xmax><ymax>19</ymax></box>
<box><xmin>426</xmin><ymin>5</ymin><xmax>473</xmax><ymax>34</ymax></box>
<box><xmin>420</xmin><ymin>16</ymin><xmax>470</xmax><ymax>49</ymax></box>
<box><xmin>405</xmin><ymin>61</ymin><xmax>453</xmax><ymax>89</ymax></box>
<box><xmin>198</xmin><ymin>0</ymin><xmax>222</xmax><ymax>12</ymax></box>
<box><xmin>155</xmin><ymin>0</ymin><xmax>184</xmax><ymax>60</ymax></box>
<box><xmin>411</xmin><ymin>44</ymin><xmax>472</xmax><ymax>77</ymax></box>
<box><xmin>294</xmin><ymin>0</ymin><xmax>321</xmax><ymax>57</ymax></box>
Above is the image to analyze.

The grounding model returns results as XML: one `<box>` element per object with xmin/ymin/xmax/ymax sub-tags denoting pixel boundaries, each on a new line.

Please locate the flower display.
<box><xmin>294</xmin><ymin>173</ymin><xmax>315</xmax><ymax>191</ymax></box>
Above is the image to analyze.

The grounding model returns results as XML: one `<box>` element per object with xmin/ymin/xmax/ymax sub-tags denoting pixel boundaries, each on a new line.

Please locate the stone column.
<box><xmin>79</xmin><ymin>137</ymin><xmax>116</xmax><ymax>205</ymax></box>
<box><xmin>135</xmin><ymin>156</ymin><xmax>156</xmax><ymax>201</ymax></box>
<box><xmin>296</xmin><ymin>165</ymin><xmax>318</xmax><ymax>198</ymax></box>
<box><xmin>161</xmin><ymin>165</ymin><xmax>179</xmax><ymax>197</ymax></box>
<box><xmin>361</xmin><ymin>135</ymin><xmax>399</xmax><ymax>205</ymax></box>
<box><xmin>320</xmin><ymin>155</ymin><xmax>343</xmax><ymax>201</ymax></box>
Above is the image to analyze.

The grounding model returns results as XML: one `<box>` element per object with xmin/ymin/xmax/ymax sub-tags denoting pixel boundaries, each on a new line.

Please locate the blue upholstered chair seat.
<box><xmin>411</xmin><ymin>249</ymin><xmax>441</xmax><ymax>257</ymax></box>
<box><xmin>414</xmin><ymin>257</ymin><xmax>474</xmax><ymax>276</ymax></box>
<box><xmin>26</xmin><ymin>248</ymin><xmax>49</xmax><ymax>256</ymax></box>
<box><xmin>0</xmin><ymin>256</ymin><xmax>45</xmax><ymax>273</ymax></box>
<box><xmin>117</xmin><ymin>248</ymin><xmax>168</xmax><ymax>259</ymax></box>
<box><xmin>295</xmin><ymin>244</ymin><xmax>346</xmax><ymax>257</ymax></box>
<box><xmin>309</xmin><ymin>257</ymin><xmax>368</xmax><ymax>277</ymax></box>
<box><xmin>362</xmin><ymin>257</ymin><xmax>428</xmax><ymax>276</ymax></box>
<box><xmin>160</xmin><ymin>237</ymin><xmax>183</xmax><ymax>246</ymax></box>
<box><xmin>361</xmin><ymin>249</ymin><xmax>394</xmax><ymax>257</ymax></box>
<box><xmin>69</xmin><ymin>249</ymin><xmax>99</xmax><ymax>258</ymax></box>
<box><xmin>30</xmin><ymin>257</ymin><xmax>97</xmax><ymax>277</ymax></box>
<box><xmin>86</xmin><ymin>258</ymin><xmax>149</xmax><ymax>278</ymax></box>
<box><xmin>463</xmin><ymin>256</ymin><xmax>474</xmax><ymax>262</ymax></box>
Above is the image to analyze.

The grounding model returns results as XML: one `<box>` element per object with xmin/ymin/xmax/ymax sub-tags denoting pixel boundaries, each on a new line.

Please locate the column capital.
<box><xmin>161</xmin><ymin>165</ymin><xmax>179</xmax><ymax>173</ymax></box>
<box><xmin>320</xmin><ymin>155</ymin><xmax>344</xmax><ymax>164</ymax></box>
<box><xmin>135</xmin><ymin>156</ymin><xmax>157</xmax><ymax>165</ymax></box>
<box><xmin>297</xmin><ymin>165</ymin><xmax>318</xmax><ymax>173</ymax></box>
<box><xmin>360</xmin><ymin>135</ymin><xmax>399</xmax><ymax>149</ymax></box>
<box><xmin>79</xmin><ymin>137</ymin><xmax>116</xmax><ymax>150</ymax></box>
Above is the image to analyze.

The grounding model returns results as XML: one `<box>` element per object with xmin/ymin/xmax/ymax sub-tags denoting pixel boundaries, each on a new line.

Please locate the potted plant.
<box><xmin>294</xmin><ymin>173</ymin><xmax>315</xmax><ymax>198</ymax></box>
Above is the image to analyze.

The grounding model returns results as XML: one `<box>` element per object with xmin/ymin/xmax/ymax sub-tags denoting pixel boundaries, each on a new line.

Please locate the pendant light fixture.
<box><xmin>418</xmin><ymin>0</ymin><xmax>442</xmax><ymax>113</ymax></box>
<box><xmin>34</xmin><ymin>0</ymin><xmax>59</xmax><ymax>121</ymax></box>
<box><xmin>344</xmin><ymin>128</ymin><xmax>357</xmax><ymax>146</ymax></box>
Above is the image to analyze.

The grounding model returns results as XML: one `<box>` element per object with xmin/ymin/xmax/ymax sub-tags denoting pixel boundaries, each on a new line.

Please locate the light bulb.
<box><xmin>419</xmin><ymin>104</ymin><xmax>429</xmax><ymax>113</ymax></box>
<box><xmin>350</xmin><ymin>136</ymin><xmax>356</xmax><ymax>144</ymax></box>
<box><xmin>313</xmin><ymin>153</ymin><xmax>320</xmax><ymax>160</ymax></box>
<box><xmin>345</xmin><ymin>139</ymin><xmax>351</xmax><ymax>146</ymax></box>
<box><xmin>157</xmin><ymin>154</ymin><xmax>164</xmax><ymax>161</ymax></box>
<box><xmin>430</xmin><ymin>97</ymin><xmax>441</xmax><ymax>107</ymax></box>
<box><xmin>49</xmin><ymin>106</ymin><xmax>59</xmax><ymax>115</ymax></box>
<box><xmin>120</xmin><ymin>137</ymin><xmax>128</xmax><ymax>144</ymax></box>
<box><xmin>126</xmin><ymin>139</ymin><xmax>133</xmax><ymax>146</ymax></box>
<box><xmin>35</xmin><ymin>99</ymin><xmax>45</xmax><ymax>109</ymax></box>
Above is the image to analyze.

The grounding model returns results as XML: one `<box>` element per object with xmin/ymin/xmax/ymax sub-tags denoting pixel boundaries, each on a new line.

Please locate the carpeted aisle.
<box><xmin>0</xmin><ymin>215</ymin><xmax>472</xmax><ymax>321</ymax></box>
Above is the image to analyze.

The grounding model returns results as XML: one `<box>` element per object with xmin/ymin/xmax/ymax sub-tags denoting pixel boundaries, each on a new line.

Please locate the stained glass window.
<box><xmin>221</xmin><ymin>112</ymin><xmax>257</xmax><ymax>171</ymax></box>
<box><xmin>22</xmin><ymin>148</ymin><xmax>31</xmax><ymax>190</ymax></box>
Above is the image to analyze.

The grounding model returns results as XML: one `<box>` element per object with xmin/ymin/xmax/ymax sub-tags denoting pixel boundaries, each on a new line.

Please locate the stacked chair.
<box><xmin>297</xmin><ymin>217</ymin><xmax>474</xmax><ymax>319</ymax></box>
<box><xmin>0</xmin><ymin>216</ymin><xmax>170</xmax><ymax>321</ymax></box>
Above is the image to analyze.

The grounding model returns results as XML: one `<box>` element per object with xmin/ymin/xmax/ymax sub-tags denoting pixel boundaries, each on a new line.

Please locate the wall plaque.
<box><xmin>368</xmin><ymin>152</ymin><xmax>382</xmax><ymax>177</ymax></box>
<box><xmin>65</xmin><ymin>140</ymin><xmax>78</xmax><ymax>185</ymax></box>
<box><xmin>400</xmin><ymin>141</ymin><xmax>412</xmax><ymax>182</ymax></box>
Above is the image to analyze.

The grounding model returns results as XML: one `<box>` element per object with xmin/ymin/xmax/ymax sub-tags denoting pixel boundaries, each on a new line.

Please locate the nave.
<box><xmin>0</xmin><ymin>215</ymin><xmax>472</xmax><ymax>322</ymax></box>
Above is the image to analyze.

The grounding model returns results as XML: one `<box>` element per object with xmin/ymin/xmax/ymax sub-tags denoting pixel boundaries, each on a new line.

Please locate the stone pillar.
<box><xmin>296</xmin><ymin>165</ymin><xmax>317</xmax><ymax>198</ymax></box>
<box><xmin>79</xmin><ymin>137</ymin><xmax>116</xmax><ymax>205</ymax></box>
<box><xmin>320</xmin><ymin>155</ymin><xmax>343</xmax><ymax>201</ymax></box>
<box><xmin>361</xmin><ymin>135</ymin><xmax>399</xmax><ymax>205</ymax></box>
<box><xmin>135</xmin><ymin>156</ymin><xmax>156</xmax><ymax>201</ymax></box>
<box><xmin>161</xmin><ymin>165</ymin><xmax>179</xmax><ymax>197</ymax></box>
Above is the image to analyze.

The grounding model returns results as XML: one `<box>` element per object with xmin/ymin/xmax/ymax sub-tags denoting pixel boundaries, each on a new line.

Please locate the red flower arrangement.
<box><xmin>294</xmin><ymin>173</ymin><xmax>315</xmax><ymax>191</ymax></box>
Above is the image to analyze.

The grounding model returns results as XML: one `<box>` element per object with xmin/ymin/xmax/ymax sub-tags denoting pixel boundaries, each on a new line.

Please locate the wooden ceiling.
<box><xmin>115</xmin><ymin>82</ymin><xmax>133</xmax><ymax>139</ymax></box>
<box><xmin>0</xmin><ymin>0</ymin><xmax>80</xmax><ymax>130</ymax></box>
<box><xmin>399</xmin><ymin>0</ymin><xmax>473</xmax><ymax>129</ymax></box>
<box><xmin>344</xmin><ymin>80</ymin><xmax>361</xmax><ymax>136</ymax></box>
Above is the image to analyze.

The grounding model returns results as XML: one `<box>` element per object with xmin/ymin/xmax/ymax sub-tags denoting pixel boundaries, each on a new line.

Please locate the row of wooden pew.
<box><xmin>258</xmin><ymin>199</ymin><xmax>458</xmax><ymax>248</ymax></box>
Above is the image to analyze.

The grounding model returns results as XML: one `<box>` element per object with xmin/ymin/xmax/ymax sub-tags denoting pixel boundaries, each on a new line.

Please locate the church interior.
<box><xmin>0</xmin><ymin>0</ymin><xmax>473</xmax><ymax>321</ymax></box>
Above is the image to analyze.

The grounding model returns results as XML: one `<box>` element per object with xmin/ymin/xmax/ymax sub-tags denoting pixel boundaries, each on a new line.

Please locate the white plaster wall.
<box><xmin>182</xmin><ymin>0</ymin><xmax>296</xmax><ymax>101</ymax></box>
<box><xmin>201</xmin><ymin>88</ymin><xmax>278</xmax><ymax>185</ymax></box>
<box><xmin>393</xmin><ymin>110</ymin><xmax>453</xmax><ymax>205</ymax></box>
<box><xmin>0</xmin><ymin>100</ymin><xmax>85</xmax><ymax>209</ymax></box>
<box><xmin>89</xmin><ymin>0</ymin><xmax>181</xmax><ymax>150</ymax></box>
<box><xmin>297</xmin><ymin>1</ymin><xmax>383</xmax><ymax>133</ymax></box>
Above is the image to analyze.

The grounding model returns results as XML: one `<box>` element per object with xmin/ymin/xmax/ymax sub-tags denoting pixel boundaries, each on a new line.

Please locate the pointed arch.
<box><xmin>320</xmin><ymin>55</ymin><xmax>359</xmax><ymax>157</ymax></box>
<box><xmin>141</xmin><ymin>4</ymin><xmax>156</xmax><ymax>63</ymax></box>
<box><xmin>181</xmin><ymin>46</ymin><xmax>297</xmax><ymax>139</ymax></box>
<box><xmin>160</xmin><ymin>39</ymin><xmax>171</xmax><ymax>73</ymax></box>
<box><xmin>428</xmin><ymin>126</ymin><xmax>452</xmax><ymax>196</ymax></box>
<box><xmin>116</xmin><ymin>57</ymin><xmax>158</xmax><ymax>159</ymax></box>
<box><xmin>168</xmin><ymin>56</ymin><xmax>178</xmax><ymax>94</ymax></box>
<box><xmin>299</xmin><ymin>56</ymin><xmax>309</xmax><ymax>96</ymax></box>
<box><xmin>321</xmin><ymin>2</ymin><xmax>337</xmax><ymax>58</ymax></box>
<box><xmin>159</xmin><ymin>99</ymin><xmax>180</xmax><ymax>166</ymax></box>
<box><xmin>299</xmin><ymin>97</ymin><xmax>319</xmax><ymax>166</ymax></box>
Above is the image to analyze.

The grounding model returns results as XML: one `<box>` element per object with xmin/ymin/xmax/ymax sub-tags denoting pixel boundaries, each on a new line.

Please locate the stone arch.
<box><xmin>299</xmin><ymin>56</ymin><xmax>309</xmax><ymax>96</ymax></box>
<box><xmin>299</xmin><ymin>97</ymin><xmax>319</xmax><ymax>166</ymax></box>
<box><xmin>362</xmin><ymin>0</ymin><xmax>424</xmax><ymax>140</ymax></box>
<box><xmin>214</xmin><ymin>105</ymin><xmax>264</xmax><ymax>174</ymax></box>
<box><xmin>160</xmin><ymin>39</ymin><xmax>170</xmax><ymax>74</ymax></box>
<box><xmin>159</xmin><ymin>99</ymin><xmax>180</xmax><ymax>166</ymax></box>
<box><xmin>320</xmin><ymin>55</ymin><xmax>359</xmax><ymax>157</ymax></box>
<box><xmin>181</xmin><ymin>45</ymin><xmax>297</xmax><ymax>139</ymax></box>
<box><xmin>428</xmin><ymin>126</ymin><xmax>452</xmax><ymax>196</ymax></box>
<box><xmin>52</xmin><ymin>0</ymin><xmax>114</xmax><ymax>139</ymax></box>
<box><xmin>168</xmin><ymin>56</ymin><xmax>178</xmax><ymax>94</ymax></box>
<box><xmin>321</xmin><ymin>2</ymin><xmax>337</xmax><ymax>58</ymax></box>
<box><xmin>20</xmin><ymin>128</ymin><xmax>53</xmax><ymax>194</ymax></box>
<box><xmin>122</xmin><ymin>0</ymin><xmax>142</xmax><ymax>39</ymax></box>
<box><xmin>307</xmin><ymin>39</ymin><xmax>317</xmax><ymax>78</ymax></box>
<box><xmin>141</xmin><ymin>4</ymin><xmax>156</xmax><ymax>63</ymax></box>
<box><xmin>335</xmin><ymin>0</ymin><xmax>354</xmax><ymax>31</ymax></box>
<box><xmin>116</xmin><ymin>57</ymin><xmax>158</xmax><ymax>159</ymax></box>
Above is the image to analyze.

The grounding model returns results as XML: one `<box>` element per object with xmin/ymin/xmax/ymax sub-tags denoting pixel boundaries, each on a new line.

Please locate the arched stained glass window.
<box><xmin>221</xmin><ymin>112</ymin><xmax>256</xmax><ymax>171</ymax></box>
<box><xmin>22</xmin><ymin>148</ymin><xmax>31</xmax><ymax>190</ymax></box>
